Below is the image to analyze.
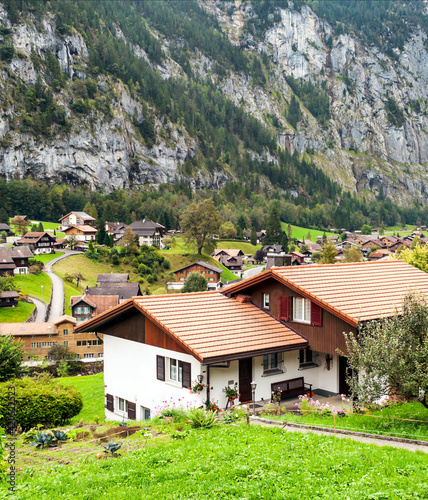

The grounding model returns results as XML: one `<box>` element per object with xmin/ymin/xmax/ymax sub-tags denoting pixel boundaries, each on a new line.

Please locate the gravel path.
<box><xmin>30</xmin><ymin>296</ymin><xmax>47</xmax><ymax>322</ymax></box>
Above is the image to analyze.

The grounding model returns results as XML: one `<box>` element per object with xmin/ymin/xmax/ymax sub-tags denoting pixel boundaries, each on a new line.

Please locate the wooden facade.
<box><xmin>229</xmin><ymin>277</ymin><xmax>355</xmax><ymax>356</ymax></box>
<box><xmin>174</xmin><ymin>263</ymin><xmax>221</xmax><ymax>283</ymax></box>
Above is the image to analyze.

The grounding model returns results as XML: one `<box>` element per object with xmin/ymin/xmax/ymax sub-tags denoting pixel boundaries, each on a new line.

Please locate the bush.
<box><xmin>0</xmin><ymin>378</ymin><xmax>83</xmax><ymax>430</ymax></box>
<box><xmin>187</xmin><ymin>408</ymin><xmax>217</xmax><ymax>428</ymax></box>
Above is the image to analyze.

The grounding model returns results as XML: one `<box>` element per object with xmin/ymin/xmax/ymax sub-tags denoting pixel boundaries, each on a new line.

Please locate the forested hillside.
<box><xmin>1</xmin><ymin>1</ymin><xmax>428</xmax><ymax>229</ymax></box>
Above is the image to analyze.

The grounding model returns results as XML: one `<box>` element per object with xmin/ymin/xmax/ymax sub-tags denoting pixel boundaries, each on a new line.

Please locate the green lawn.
<box><xmin>32</xmin><ymin>251</ymin><xmax>64</xmax><ymax>265</ymax></box>
<box><xmin>215</xmin><ymin>240</ymin><xmax>261</xmax><ymax>255</ymax></box>
<box><xmin>281</xmin><ymin>223</ymin><xmax>336</xmax><ymax>242</ymax></box>
<box><xmin>56</xmin><ymin>373</ymin><xmax>105</xmax><ymax>424</ymax></box>
<box><xmin>265</xmin><ymin>401</ymin><xmax>428</xmax><ymax>441</ymax></box>
<box><xmin>13</xmin><ymin>272</ymin><xmax>52</xmax><ymax>302</ymax></box>
<box><xmin>10</xmin><ymin>219</ymin><xmax>65</xmax><ymax>238</ymax></box>
<box><xmin>15</xmin><ymin>424</ymin><xmax>428</xmax><ymax>499</ymax></box>
<box><xmin>0</xmin><ymin>301</ymin><xmax>35</xmax><ymax>322</ymax></box>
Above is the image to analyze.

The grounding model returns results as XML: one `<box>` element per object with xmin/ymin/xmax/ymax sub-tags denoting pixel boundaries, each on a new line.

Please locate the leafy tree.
<box><xmin>180</xmin><ymin>199</ymin><xmax>221</xmax><ymax>255</ymax></box>
<box><xmin>83</xmin><ymin>202</ymin><xmax>98</xmax><ymax>220</ymax></box>
<box><xmin>343</xmin><ymin>243</ymin><xmax>363</xmax><ymax>263</ymax></box>
<box><xmin>182</xmin><ymin>272</ymin><xmax>208</xmax><ymax>293</ymax></box>
<box><xmin>220</xmin><ymin>221</ymin><xmax>237</xmax><ymax>239</ymax></box>
<box><xmin>0</xmin><ymin>230</ymin><xmax>6</xmax><ymax>242</ymax></box>
<box><xmin>0</xmin><ymin>276</ymin><xmax>15</xmax><ymax>292</ymax></box>
<box><xmin>121</xmin><ymin>227</ymin><xmax>139</xmax><ymax>254</ymax></box>
<box><xmin>410</xmin><ymin>236</ymin><xmax>421</xmax><ymax>250</ymax></box>
<box><xmin>48</xmin><ymin>345</ymin><xmax>78</xmax><ymax>362</ymax></box>
<box><xmin>0</xmin><ymin>335</ymin><xmax>24</xmax><ymax>382</ymax></box>
<box><xmin>254</xmin><ymin>249</ymin><xmax>267</xmax><ymax>263</ymax></box>
<box><xmin>341</xmin><ymin>293</ymin><xmax>428</xmax><ymax>409</ymax></box>
<box><xmin>65</xmin><ymin>234</ymin><xmax>78</xmax><ymax>249</ymax></box>
<box><xmin>396</xmin><ymin>244</ymin><xmax>428</xmax><ymax>272</ymax></box>
<box><xmin>287</xmin><ymin>224</ymin><xmax>292</xmax><ymax>241</ymax></box>
<box><xmin>319</xmin><ymin>241</ymin><xmax>337</xmax><ymax>264</ymax></box>
<box><xmin>361</xmin><ymin>224</ymin><xmax>372</xmax><ymax>235</ymax></box>
<box><xmin>11</xmin><ymin>216</ymin><xmax>30</xmax><ymax>235</ymax></box>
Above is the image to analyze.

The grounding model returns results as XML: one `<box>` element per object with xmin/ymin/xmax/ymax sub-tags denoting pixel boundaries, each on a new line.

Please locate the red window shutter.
<box><xmin>182</xmin><ymin>362</ymin><xmax>191</xmax><ymax>388</ymax></box>
<box><xmin>156</xmin><ymin>355</ymin><xmax>165</xmax><ymax>381</ymax></box>
<box><xmin>279</xmin><ymin>296</ymin><xmax>289</xmax><ymax>321</ymax></box>
<box><xmin>311</xmin><ymin>302</ymin><xmax>323</xmax><ymax>326</ymax></box>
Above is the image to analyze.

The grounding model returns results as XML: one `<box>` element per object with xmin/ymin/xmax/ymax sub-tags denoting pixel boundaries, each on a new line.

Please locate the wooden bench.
<box><xmin>271</xmin><ymin>377</ymin><xmax>312</xmax><ymax>401</ymax></box>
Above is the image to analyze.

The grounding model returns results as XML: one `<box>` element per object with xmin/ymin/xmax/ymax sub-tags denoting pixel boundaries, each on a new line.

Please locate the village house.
<box><xmin>168</xmin><ymin>261</ymin><xmax>223</xmax><ymax>291</ymax></box>
<box><xmin>0</xmin><ymin>223</ymin><xmax>14</xmax><ymax>236</ymax></box>
<box><xmin>85</xmin><ymin>282</ymin><xmax>142</xmax><ymax>302</ymax></box>
<box><xmin>70</xmin><ymin>294</ymin><xmax>119</xmax><ymax>323</ymax></box>
<box><xmin>97</xmin><ymin>273</ymin><xmax>129</xmax><ymax>285</ymax></box>
<box><xmin>0</xmin><ymin>246</ymin><xmax>33</xmax><ymax>276</ymax></box>
<box><xmin>15</xmin><ymin>232</ymin><xmax>56</xmax><ymax>254</ymax></box>
<box><xmin>218</xmin><ymin>255</ymin><xmax>243</xmax><ymax>271</ymax></box>
<box><xmin>74</xmin><ymin>260</ymin><xmax>428</xmax><ymax>422</ymax></box>
<box><xmin>63</xmin><ymin>225</ymin><xmax>97</xmax><ymax>242</ymax></box>
<box><xmin>0</xmin><ymin>315</ymin><xmax>103</xmax><ymax>361</ymax></box>
<box><xmin>59</xmin><ymin>211</ymin><xmax>97</xmax><ymax>231</ymax></box>
<box><xmin>126</xmin><ymin>220</ymin><xmax>165</xmax><ymax>248</ymax></box>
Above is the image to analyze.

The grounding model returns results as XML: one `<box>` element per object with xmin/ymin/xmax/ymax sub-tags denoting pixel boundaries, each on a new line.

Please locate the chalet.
<box><xmin>97</xmin><ymin>273</ymin><xmax>129</xmax><ymax>285</ymax></box>
<box><xmin>75</xmin><ymin>260</ymin><xmax>428</xmax><ymax>421</ymax></box>
<box><xmin>71</xmin><ymin>294</ymin><xmax>119</xmax><ymax>323</ymax></box>
<box><xmin>244</xmin><ymin>230</ymin><xmax>266</xmax><ymax>244</ymax></box>
<box><xmin>16</xmin><ymin>232</ymin><xmax>56</xmax><ymax>254</ymax></box>
<box><xmin>290</xmin><ymin>251</ymin><xmax>305</xmax><ymax>264</ymax></box>
<box><xmin>0</xmin><ymin>223</ymin><xmax>14</xmax><ymax>236</ymax></box>
<box><xmin>105</xmin><ymin>222</ymin><xmax>127</xmax><ymax>243</ymax></box>
<box><xmin>59</xmin><ymin>212</ymin><xmax>97</xmax><ymax>231</ymax></box>
<box><xmin>63</xmin><ymin>225</ymin><xmax>97</xmax><ymax>242</ymax></box>
<box><xmin>368</xmin><ymin>249</ymin><xmax>393</xmax><ymax>261</ymax></box>
<box><xmin>170</xmin><ymin>261</ymin><xmax>223</xmax><ymax>291</ymax></box>
<box><xmin>213</xmin><ymin>249</ymin><xmax>245</xmax><ymax>259</ymax></box>
<box><xmin>389</xmin><ymin>240</ymin><xmax>410</xmax><ymax>253</ymax></box>
<box><xmin>0</xmin><ymin>291</ymin><xmax>19</xmax><ymax>308</ymax></box>
<box><xmin>262</xmin><ymin>244</ymin><xmax>284</xmax><ymax>254</ymax></box>
<box><xmin>218</xmin><ymin>255</ymin><xmax>243</xmax><ymax>271</ymax></box>
<box><xmin>0</xmin><ymin>315</ymin><xmax>103</xmax><ymax>361</ymax></box>
<box><xmin>127</xmin><ymin>220</ymin><xmax>165</xmax><ymax>248</ymax></box>
<box><xmin>0</xmin><ymin>246</ymin><xmax>33</xmax><ymax>276</ymax></box>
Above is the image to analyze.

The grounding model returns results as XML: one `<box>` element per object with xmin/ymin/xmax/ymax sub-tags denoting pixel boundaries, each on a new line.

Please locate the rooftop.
<box><xmin>75</xmin><ymin>292</ymin><xmax>307</xmax><ymax>362</ymax></box>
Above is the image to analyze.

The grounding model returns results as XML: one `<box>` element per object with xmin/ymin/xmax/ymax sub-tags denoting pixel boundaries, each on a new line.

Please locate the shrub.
<box><xmin>0</xmin><ymin>378</ymin><xmax>83</xmax><ymax>430</ymax></box>
<box><xmin>187</xmin><ymin>408</ymin><xmax>217</xmax><ymax>429</ymax></box>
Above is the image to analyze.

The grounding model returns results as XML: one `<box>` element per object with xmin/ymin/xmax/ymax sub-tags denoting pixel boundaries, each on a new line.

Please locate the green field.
<box><xmin>13</xmin><ymin>272</ymin><xmax>52</xmax><ymax>302</ymax></box>
<box><xmin>10</xmin><ymin>219</ymin><xmax>65</xmax><ymax>238</ymax></box>
<box><xmin>215</xmin><ymin>240</ymin><xmax>261</xmax><ymax>254</ymax></box>
<box><xmin>31</xmin><ymin>251</ymin><xmax>64</xmax><ymax>265</ymax></box>
<box><xmin>15</xmin><ymin>423</ymin><xmax>428</xmax><ymax>499</ymax></box>
<box><xmin>0</xmin><ymin>300</ymin><xmax>35</xmax><ymax>322</ymax></box>
<box><xmin>56</xmin><ymin>373</ymin><xmax>105</xmax><ymax>423</ymax></box>
<box><xmin>281</xmin><ymin>223</ymin><xmax>336</xmax><ymax>242</ymax></box>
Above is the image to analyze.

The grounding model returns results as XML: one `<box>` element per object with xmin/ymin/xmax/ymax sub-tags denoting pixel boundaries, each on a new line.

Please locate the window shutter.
<box><xmin>182</xmin><ymin>362</ymin><xmax>191</xmax><ymax>388</ymax></box>
<box><xmin>311</xmin><ymin>302</ymin><xmax>323</xmax><ymax>326</ymax></box>
<box><xmin>156</xmin><ymin>355</ymin><xmax>165</xmax><ymax>381</ymax></box>
<box><xmin>106</xmin><ymin>393</ymin><xmax>114</xmax><ymax>412</ymax></box>
<box><xmin>127</xmin><ymin>401</ymin><xmax>136</xmax><ymax>420</ymax></box>
<box><xmin>279</xmin><ymin>296</ymin><xmax>290</xmax><ymax>321</ymax></box>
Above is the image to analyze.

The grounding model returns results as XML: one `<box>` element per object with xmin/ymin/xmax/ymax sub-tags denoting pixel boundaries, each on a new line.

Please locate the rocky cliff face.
<box><xmin>0</xmin><ymin>1</ymin><xmax>428</xmax><ymax>204</ymax></box>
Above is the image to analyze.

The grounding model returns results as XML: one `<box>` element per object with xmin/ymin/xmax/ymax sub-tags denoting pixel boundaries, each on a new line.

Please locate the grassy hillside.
<box><xmin>281</xmin><ymin>223</ymin><xmax>336</xmax><ymax>242</ymax></box>
<box><xmin>15</xmin><ymin>424</ymin><xmax>428</xmax><ymax>499</ymax></box>
<box><xmin>13</xmin><ymin>272</ymin><xmax>52</xmax><ymax>302</ymax></box>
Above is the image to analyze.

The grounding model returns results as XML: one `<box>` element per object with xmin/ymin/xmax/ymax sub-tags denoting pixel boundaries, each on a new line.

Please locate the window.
<box><xmin>64</xmin><ymin>341</ymin><xmax>68</xmax><ymax>347</ymax></box>
<box><xmin>293</xmin><ymin>297</ymin><xmax>311</xmax><ymax>323</ymax></box>
<box><xmin>299</xmin><ymin>349</ymin><xmax>318</xmax><ymax>369</ymax></box>
<box><xmin>263</xmin><ymin>353</ymin><xmax>283</xmax><ymax>375</ymax></box>
<box><xmin>63</xmin><ymin>329</ymin><xmax>68</xmax><ymax>336</ymax></box>
<box><xmin>98</xmin><ymin>339</ymin><xmax>103</xmax><ymax>345</ymax></box>
<box><xmin>48</xmin><ymin>342</ymin><xmax>52</xmax><ymax>347</ymax></box>
<box><xmin>42</xmin><ymin>342</ymin><xmax>46</xmax><ymax>347</ymax></box>
<box><xmin>77</xmin><ymin>341</ymin><xmax>81</xmax><ymax>347</ymax></box>
<box><xmin>31</xmin><ymin>343</ymin><xmax>36</xmax><ymax>349</ymax></box>
<box><xmin>118</xmin><ymin>398</ymin><xmax>128</xmax><ymax>412</ymax></box>
<box><xmin>98</xmin><ymin>353</ymin><xmax>103</xmax><ymax>357</ymax></box>
<box><xmin>170</xmin><ymin>359</ymin><xmax>183</xmax><ymax>382</ymax></box>
<box><xmin>263</xmin><ymin>293</ymin><xmax>270</xmax><ymax>309</ymax></box>
<box><xmin>84</xmin><ymin>353</ymin><xmax>94</xmax><ymax>358</ymax></box>
<box><xmin>48</xmin><ymin>334</ymin><xmax>52</xmax><ymax>338</ymax></box>
<box><xmin>30</xmin><ymin>335</ymin><xmax>35</xmax><ymax>339</ymax></box>
<box><xmin>36</xmin><ymin>342</ymin><xmax>41</xmax><ymax>348</ymax></box>
<box><xmin>141</xmin><ymin>406</ymin><xmax>151</xmax><ymax>420</ymax></box>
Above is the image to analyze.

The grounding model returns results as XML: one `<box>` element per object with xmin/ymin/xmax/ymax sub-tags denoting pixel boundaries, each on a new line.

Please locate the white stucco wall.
<box><xmin>104</xmin><ymin>334</ymin><xmax>205</xmax><ymax>421</ymax></box>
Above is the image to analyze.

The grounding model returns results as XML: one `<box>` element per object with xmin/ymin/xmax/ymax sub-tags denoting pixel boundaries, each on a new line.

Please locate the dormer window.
<box><xmin>263</xmin><ymin>293</ymin><xmax>270</xmax><ymax>309</ymax></box>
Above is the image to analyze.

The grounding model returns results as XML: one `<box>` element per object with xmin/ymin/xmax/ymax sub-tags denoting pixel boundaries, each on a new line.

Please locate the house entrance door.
<box><xmin>338</xmin><ymin>356</ymin><xmax>350</xmax><ymax>395</ymax></box>
<box><xmin>239</xmin><ymin>358</ymin><xmax>252</xmax><ymax>403</ymax></box>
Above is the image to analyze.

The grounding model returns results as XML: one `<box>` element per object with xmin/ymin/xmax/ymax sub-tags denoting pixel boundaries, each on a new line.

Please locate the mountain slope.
<box><xmin>0</xmin><ymin>0</ymin><xmax>427</xmax><ymax>205</ymax></box>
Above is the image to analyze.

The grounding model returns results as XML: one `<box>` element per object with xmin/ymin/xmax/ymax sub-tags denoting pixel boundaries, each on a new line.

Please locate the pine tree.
<box><xmin>0</xmin><ymin>208</ymin><xmax>9</xmax><ymax>225</ymax></box>
<box><xmin>264</xmin><ymin>202</ymin><xmax>282</xmax><ymax>245</ymax></box>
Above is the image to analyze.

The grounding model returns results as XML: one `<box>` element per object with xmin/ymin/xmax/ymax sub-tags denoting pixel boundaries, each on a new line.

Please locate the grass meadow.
<box><xmin>13</xmin><ymin>424</ymin><xmax>428</xmax><ymax>499</ymax></box>
<box><xmin>0</xmin><ymin>301</ymin><xmax>35</xmax><ymax>323</ymax></box>
<box><xmin>13</xmin><ymin>272</ymin><xmax>52</xmax><ymax>302</ymax></box>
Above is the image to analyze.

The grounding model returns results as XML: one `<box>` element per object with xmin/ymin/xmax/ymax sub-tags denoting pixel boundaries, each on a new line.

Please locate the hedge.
<box><xmin>0</xmin><ymin>378</ymin><xmax>83</xmax><ymax>430</ymax></box>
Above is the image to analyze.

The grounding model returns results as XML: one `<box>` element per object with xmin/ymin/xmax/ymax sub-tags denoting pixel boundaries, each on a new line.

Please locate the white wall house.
<box><xmin>75</xmin><ymin>261</ymin><xmax>428</xmax><ymax>421</ymax></box>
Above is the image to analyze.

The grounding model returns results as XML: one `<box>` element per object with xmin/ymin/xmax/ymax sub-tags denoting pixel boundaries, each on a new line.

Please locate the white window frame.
<box><xmin>263</xmin><ymin>293</ymin><xmax>270</xmax><ymax>309</ymax></box>
<box><xmin>293</xmin><ymin>297</ymin><xmax>311</xmax><ymax>324</ymax></box>
<box><xmin>169</xmin><ymin>358</ymin><xmax>183</xmax><ymax>383</ymax></box>
<box><xmin>118</xmin><ymin>398</ymin><xmax>128</xmax><ymax>412</ymax></box>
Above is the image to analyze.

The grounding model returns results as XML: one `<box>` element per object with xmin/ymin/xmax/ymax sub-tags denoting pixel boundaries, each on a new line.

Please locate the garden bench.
<box><xmin>271</xmin><ymin>377</ymin><xmax>312</xmax><ymax>401</ymax></box>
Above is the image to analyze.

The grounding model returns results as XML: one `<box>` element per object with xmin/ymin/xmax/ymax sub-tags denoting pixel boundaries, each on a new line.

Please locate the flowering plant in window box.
<box><xmin>189</xmin><ymin>380</ymin><xmax>207</xmax><ymax>394</ymax></box>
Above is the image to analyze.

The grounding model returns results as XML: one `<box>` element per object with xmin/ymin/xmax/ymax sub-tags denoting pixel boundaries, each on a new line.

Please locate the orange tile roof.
<box><xmin>0</xmin><ymin>323</ymin><xmax>57</xmax><ymax>336</ymax></box>
<box><xmin>225</xmin><ymin>260</ymin><xmax>428</xmax><ymax>326</ymax></box>
<box><xmin>75</xmin><ymin>292</ymin><xmax>307</xmax><ymax>362</ymax></box>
